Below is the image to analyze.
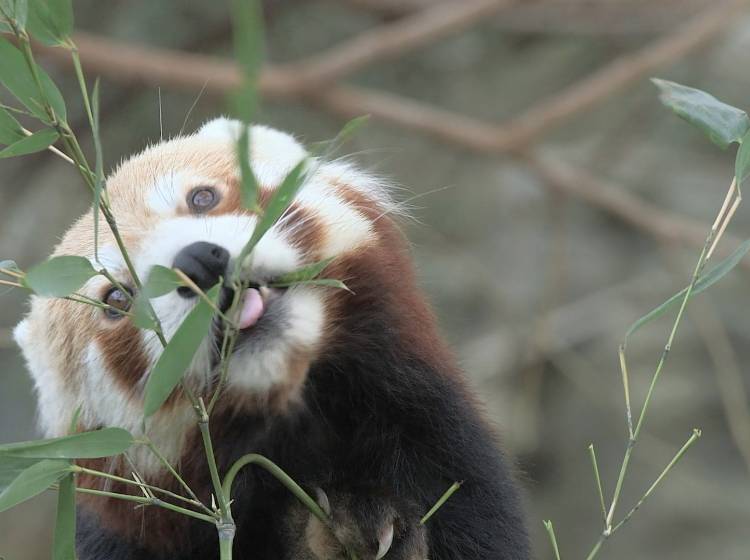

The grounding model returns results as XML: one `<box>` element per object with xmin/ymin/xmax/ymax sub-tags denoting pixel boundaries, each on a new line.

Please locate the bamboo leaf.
<box><xmin>230</xmin><ymin>0</ymin><xmax>263</xmax><ymax>210</ymax></box>
<box><xmin>653</xmin><ymin>78</ymin><xmax>750</xmax><ymax>150</ymax></box>
<box><xmin>735</xmin><ymin>130</ymin><xmax>750</xmax><ymax>186</ymax></box>
<box><xmin>24</xmin><ymin>255</ymin><xmax>98</xmax><ymax>297</ymax></box>
<box><xmin>238</xmin><ymin>125</ymin><xmax>259</xmax><ymax>211</ymax></box>
<box><xmin>0</xmin><ymin>0</ymin><xmax>28</xmax><ymax>30</ymax></box>
<box><xmin>0</xmin><ymin>258</ymin><xmax>20</xmax><ymax>272</ymax></box>
<box><xmin>240</xmin><ymin>158</ymin><xmax>308</xmax><ymax>264</ymax></box>
<box><xmin>0</xmin><ymin>428</ymin><xmax>133</xmax><ymax>459</ymax></box>
<box><xmin>310</xmin><ymin>115</ymin><xmax>370</xmax><ymax>158</ymax></box>
<box><xmin>230</xmin><ymin>0</ymin><xmax>263</xmax><ymax>122</ymax></box>
<box><xmin>0</xmin><ymin>459</ymin><xmax>70</xmax><ymax>512</ymax></box>
<box><xmin>625</xmin><ymin>239</ymin><xmax>750</xmax><ymax>340</ymax></box>
<box><xmin>271</xmin><ymin>258</ymin><xmax>334</xmax><ymax>285</ymax></box>
<box><xmin>132</xmin><ymin>266</ymin><xmax>185</xmax><ymax>329</ymax></box>
<box><xmin>268</xmin><ymin>278</ymin><xmax>351</xmax><ymax>292</ymax></box>
<box><xmin>52</xmin><ymin>473</ymin><xmax>76</xmax><ymax>560</ymax></box>
<box><xmin>0</xmin><ymin>36</ymin><xmax>67</xmax><ymax>123</ymax></box>
<box><xmin>0</xmin><ymin>127</ymin><xmax>57</xmax><ymax>158</ymax></box>
<box><xmin>143</xmin><ymin>284</ymin><xmax>220</xmax><ymax>417</ymax></box>
<box><xmin>0</xmin><ymin>456</ymin><xmax>39</xmax><ymax>492</ymax></box>
<box><xmin>28</xmin><ymin>0</ymin><xmax>73</xmax><ymax>46</ymax></box>
<box><xmin>0</xmin><ymin>105</ymin><xmax>25</xmax><ymax>145</ymax></box>
<box><xmin>142</xmin><ymin>265</ymin><xmax>184</xmax><ymax>298</ymax></box>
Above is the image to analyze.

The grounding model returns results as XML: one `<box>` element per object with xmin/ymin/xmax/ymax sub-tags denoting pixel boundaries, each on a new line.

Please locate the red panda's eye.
<box><xmin>103</xmin><ymin>287</ymin><xmax>132</xmax><ymax>319</ymax></box>
<box><xmin>188</xmin><ymin>187</ymin><xmax>219</xmax><ymax>213</ymax></box>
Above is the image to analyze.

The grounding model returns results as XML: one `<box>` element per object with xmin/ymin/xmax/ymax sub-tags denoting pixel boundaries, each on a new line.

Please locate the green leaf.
<box><xmin>238</xmin><ymin>125</ymin><xmax>259</xmax><ymax>211</ymax></box>
<box><xmin>268</xmin><ymin>278</ymin><xmax>351</xmax><ymax>292</ymax></box>
<box><xmin>0</xmin><ymin>459</ymin><xmax>70</xmax><ymax>512</ymax></box>
<box><xmin>143</xmin><ymin>284</ymin><xmax>220</xmax><ymax>417</ymax></box>
<box><xmin>132</xmin><ymin>265</ymin><xmax>186</xmax><ymax>330</ymax></box>
<box><xmin>142</xmin><ymin>265</ymin><xmax>184</xmax><ymax>298</ymax></box>
<box><xmin>52</xmin><ymin>472</ymin><xmax>75</xmax><ymax>560</ymax></box>
<box><xmin>310</xmin><ymin>115</ymin><xmax>370</xmax><ymax>158</ymax></box>
<box><xmin>625</xmin><ymin>239</ymin><xmax>750</xmax><ymax>340</ymax></box>
<box><xmin>270</xmin><ymin>258</ymin><xmax>334</xmax><ymax>285</ymax></box>
<box><xmin>0</xmin><ymin>456</ymin><xmax>39</xmax><ymax>493</ymax></box>
<box><xmin>239</xmin><ymin>158</ymin><xmax>308</xmax><ymax>264</ymax></box>
<box><xmin>0</xmin><ymin>428</ymin><xmax>134</xmax><ymax>459</ymax></box>
<box><xmin>0</xmin><ymin>0</ymin><xmax>28</xmax><ymax>30</ymax></box>
<box><xmin>0</xmin><ymin>258</ymin><xmax>20</xmax><ymax>272</ymax></box>
<box><xmin>24</xmin><ymin>255</ymin><xmax>99</xmax><ymax>297</ymax></box>
<box><xmin>27</xmin><ymin>0</ymin><xmax>73</xmax><ymax>46</ymax></box>
<box><xmin>132</xmin><ymin>295</ymin><xmax>158</xmax><ymax>330</ymax></box>
<box><xmin>230</xmin><ymin>0</ymin><xmax>263</xmax><ymax>211</ymax></box>
<box><xmin>0</xmin><ymin>36</ymin><xmax>67</xmax><ymax>123</ymax></box>
<box><xmin>0</xmin><ymin>127</ymin><xmax>57</xmax><ymax>158</ymax></box>
<box><xmin>0</xmin><ymin>105</ymin><xmax>25</xmax><ymax>144</ymax></box>
<box><xmin>230</xmin><ymin>0</ymin><xmax>263</xmax><ymax>122</ymax></box>
<box><xmin>736</xmin><ymin>130</ymin><xmax>750</xmax><ymax>186</ymax></box>
<box><xmin>652</xmin><ymin>78</ymin><xmax>750</xmax><ymax>150</ymax></box>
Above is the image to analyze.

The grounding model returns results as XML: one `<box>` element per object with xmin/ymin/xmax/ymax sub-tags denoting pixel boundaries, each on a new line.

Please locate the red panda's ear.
<box><xmin>197</xmin><ymin>117</ymin><xmax>244</xmax><ymax>142</ymax></box>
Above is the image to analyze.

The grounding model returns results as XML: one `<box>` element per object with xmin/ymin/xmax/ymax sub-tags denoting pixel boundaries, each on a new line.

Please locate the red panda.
<box><xmin>13</xmin><ymin>118</ymin><xmax>529</xmax><ymax>559</ymax></box>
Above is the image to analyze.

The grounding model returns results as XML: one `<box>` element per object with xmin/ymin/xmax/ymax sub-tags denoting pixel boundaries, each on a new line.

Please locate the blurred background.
<box><xmin>2</xmin><ymin>0</ymin><xmax>750</xmax><ymax>557</ymax></box>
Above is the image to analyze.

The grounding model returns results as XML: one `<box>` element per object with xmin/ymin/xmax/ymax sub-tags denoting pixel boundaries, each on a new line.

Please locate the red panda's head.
<box><xmin>13</xmin><ymin>118</ymin><xmax>435</xmax><ymax>474</ymax></box>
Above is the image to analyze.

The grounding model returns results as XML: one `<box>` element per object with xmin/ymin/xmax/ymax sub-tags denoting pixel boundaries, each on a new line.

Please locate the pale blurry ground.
<box><xmin>2</xmin><ymin>1</ymin><xmax>750</xmax><ymax>558</ymax></box>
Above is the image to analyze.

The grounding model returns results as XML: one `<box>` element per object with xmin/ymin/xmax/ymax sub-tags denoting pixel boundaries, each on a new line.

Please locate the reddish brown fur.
<box><xmin>96</xmin><ymin>321</ymin><xmax>150</xmax><ymax>392</ymax></box>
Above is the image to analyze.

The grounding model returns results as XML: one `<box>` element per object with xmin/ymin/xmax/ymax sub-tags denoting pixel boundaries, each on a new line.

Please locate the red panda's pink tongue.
<box><xmin>238</xmin><ymin>288</ymin><xmax>265</xmax><ymax>330</ymax></box>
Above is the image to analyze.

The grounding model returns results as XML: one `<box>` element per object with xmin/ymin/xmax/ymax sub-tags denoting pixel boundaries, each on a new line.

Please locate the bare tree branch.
<box><xmin>273</xmin><ymin>0</ymin><xmax>519</xmax><ymax>92</ymax></box>
<box><xmin>36</xmin><ymin>0</ymin><xmax>747</xmax><ymax>262</ymax></box>
<box><xmin>494</xmin><ymin>0</ymin><xmax>748</xmax><ymax>150</ymax></box>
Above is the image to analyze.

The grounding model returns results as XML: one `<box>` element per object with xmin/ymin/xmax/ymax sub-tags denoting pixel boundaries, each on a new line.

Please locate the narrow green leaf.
<box><xmin>271</xmin><ymin>258</ymin><xmax>334</xmax><ymax>285</ymax></box>
<box><xmin>269</xmin><ymin>278</ymin><xmax>351</xmax><ymax>292</ymax></box>
<box><xmin>736</xmin><ymin>130</ymin><xmax>750</xmax><ymax>186</ymax></box>
<box><xmin>0</xmin><ymin>128</ymin><xmax>57</xmax><ymax>158</ymax></box>
<box><xmin>0</xmin><ymin>36</ymin><xmax>67</xmax><ymax>123</ymax></box>
<box><xmin>652</xmin><ymin>78</ymin><xmax>750</xmax><ymax>149</ymax></box>
<box><xmin>625</xmin><ymin>239</ymin><xmax>750</xmax><ymax>340</ymax></box>
<box><xmin>0</xmin><ymin>459</ymin><xmax>70</xmax><ymax>512</ymax></box>
<box><xmin>310</xmin><ymin>115</ymin><xmax>370</xmax><ymax>158</ymax></box>
<box><xmin>143</xmin><ymin>265</ymin><xmax>184</xmax><ymax>298</ymax></box>
<box><xmin>231</xmin><ymin>0</ymin><xmax>262</xmax><ymax>211</ymax></box>
<box><xmin>24</xmin><ymin>255</ymin><xmax>98</xmax><ymax>297</ymax></box>
<box><xmin>132</xmin><ymin>266</ymin><xmax>186</xmax><ymax>329</ymax></box>
<box><xmin>143</xmin><ymin>284</ymin><xmax>220</xmax><ymax>417</ymax></box>
<box><xmin>0</xmin><ymin>456</ymin><xmax>39</xmax><ymax>493</ymax></box>
<box><xmin>240</xmin><ymin>158</ymin><xmax>308</xmax><ymax>262</ymax></box>
<box><xmin>132</xmin><ymin>295</ymin><xmax>158</xmax><ymax>330</ymax></box>
<box><xmin>230</xmin><ymin>0</ymin><xmax>263</xmax><ymax>122</ymax></box>
<box><xmin>0</xmin><ymin>0</ymin><xmax>28</xmax><ymax>30</ymax></box>
<box><xmin>28</xmin><ymin>0</ymin><xmax>73</xmax><ymax>46</ymax></box>
<box><xmin>0</xmin><ymin>105</ymin><xmax>25</xmax><ymax>144</ymax></box>
<box><xmin>0</xmin><ymin>258</ymin><xmax>20</xmax><ymax>272</ymax></box>
<box><xmin>53</xmin><ymin>473</ymin><xmax>75</xmax><ymax>560</ymax></box>
<box><xmin>0</xmin><ymin>428</ymin><xmax>133</xmax><ymax>459</ymax></box>
<box><xmin>238</xmin><ymin>125</ymin><xmax>259</xmax><ymax>211</ymax></box>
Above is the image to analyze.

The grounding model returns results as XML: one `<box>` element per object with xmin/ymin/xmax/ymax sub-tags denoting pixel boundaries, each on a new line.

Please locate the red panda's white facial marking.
<box><xmin>14</xmin><ymin>119</ymin><xmax>396</xmax><ymax>473</ymax></box>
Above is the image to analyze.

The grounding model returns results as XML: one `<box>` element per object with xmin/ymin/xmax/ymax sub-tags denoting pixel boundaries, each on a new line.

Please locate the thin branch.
<box><xmin>489</xmin><ymin>0</ymin><xmax>748</xmax><ymax>150</ymax></box>
<box><xmin>273</xmin><ymin>0</ymin><xmax>518</xmax><ymax>92</ymax></box>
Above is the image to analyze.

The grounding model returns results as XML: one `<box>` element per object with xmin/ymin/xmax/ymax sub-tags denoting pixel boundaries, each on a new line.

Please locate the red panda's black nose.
<box><xmin>172</xmin><ymin>241</ymin><xmax>230</xmax><ymax>298</ymax></box>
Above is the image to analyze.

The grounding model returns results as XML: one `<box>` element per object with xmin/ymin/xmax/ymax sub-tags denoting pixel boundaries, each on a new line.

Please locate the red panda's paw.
<box><xmin>297</xmin><ymin>488</ymin><xmax>428</xmax><ymax>560</ymax></box>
